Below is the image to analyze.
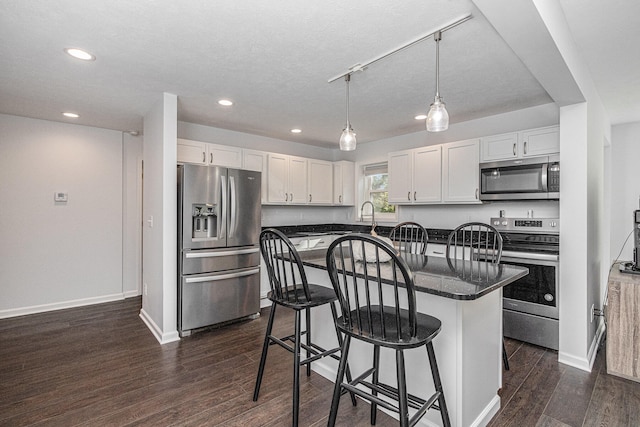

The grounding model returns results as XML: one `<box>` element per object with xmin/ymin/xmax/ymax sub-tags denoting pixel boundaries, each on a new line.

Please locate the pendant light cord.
<box><xmin>434</xmin><ymin>31</ymin><xmax>441</xmax><ymax>100</ymax></box>
<box><xmin>345</xmin><ymin>74</ymin><xmax>351</xmax><ymax>127</ymax></box>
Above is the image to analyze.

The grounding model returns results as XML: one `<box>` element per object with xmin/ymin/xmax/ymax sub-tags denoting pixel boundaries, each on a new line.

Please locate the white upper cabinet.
<box><xmin>308</xmin><ymin>159</ymin><xmax>333</xmax><ymax>204</ymax></box>
<box><xmin>481</xmin><ymin>126</ymin><xmax>559</xmax><ymax>162</ymax></box>
<box><xmin>520</xmin><ymin>126</ymin><xmax>560</xmax><ymax>158</ymax></box>
<box><xmin>177</xmin><ymin>138</ymin><xmax>242</xmax><ymax>168</ymax></box>
<box><xmin>442</xmin><ymin>139</ymin><xmax>480</xmax><ymax>203</ymax></box>
<box><xmin>333</xmin><ymin>161</ymin><xmax>355</xmax><ymax>206</ymax></box>
<box><xmin>267</xmin><ymin>154</ymin><xmax>308</xmax><ymax>204</ymax></box>
<box><xmin>389</xmin><ymin>145</ymin><xmax>443</xmax><ymax>204</ymax></box>
<box><xmin>242</xmin><ymin>149</ymin><xmax>268</xmax><ymax>203</ymax></box>
<box><xmin>389</xmin><ymin>140</ymin><xmax>479</xmax><ymax>205</ymax></box>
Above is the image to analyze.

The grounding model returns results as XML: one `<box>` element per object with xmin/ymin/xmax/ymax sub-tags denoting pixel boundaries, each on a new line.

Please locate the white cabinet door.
<box><xmin>206</xmin><ymin>143</ymin><xmax>242</xmax><ymax>168</ymax></box>
<box><xmin>521</xmin><ymin>126</ymin><xmax>559</xmax><ymax>157</ymax></box>
<box><xmin>333</xmin><ymin>161</ymin><xmax>355</xmax><ymax>205</ymax></box>
<box><xmin>267</xmin><ymin>153</ymin><xmax>289</xmax><ymax>203</ymax></box>
<box><xmin>177</xmin><ymin>139</ymin><xmax>207</xmax><ymax>164</ymax></box>
<box><xmin>308</xmin><ymin>159</ymin><xmax>333</xmax><ymax>204</ymax></box>
<box><xmin>388</xmin><ymin>150</ymin><xmax>413</xmax><ymax>204</ymax></box>
<box><xmin>243</xmin><ymin>149</ymin><xmax>268</xmax><ymax>203</ymax></box>
<box><xmin>442</xmin><ymin>139</ymin><xmax>480</xmax><ymax>203</ymax></box>
<box><xmin>481</xmin><ymin>133</ymin><xmax>519</xmax><ymax>161</ymax></box>
<box><xmin>288</xmin><ymin>156</ymin><xmax>308</xmax><ymax>204</ymax></box>
<box><xmin>413</xmin><ymin>146</ymin><xmax>442</xmax><ymax>203</ymax></box>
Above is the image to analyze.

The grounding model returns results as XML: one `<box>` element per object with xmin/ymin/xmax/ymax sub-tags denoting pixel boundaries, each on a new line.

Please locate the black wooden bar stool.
<box><xmin>253</xmin><ymin>228</ymin><xmax>356</xmax><ymax>426</ymax></box>
<box><xmin>326</xmin><ymin>233</ymin><xmax>451</xmax><ymax>427</ymax></box>
<box><xmin>389</xmin><ymin>221</ymin><xmax>429</xmax><ymax>255</ymax></box>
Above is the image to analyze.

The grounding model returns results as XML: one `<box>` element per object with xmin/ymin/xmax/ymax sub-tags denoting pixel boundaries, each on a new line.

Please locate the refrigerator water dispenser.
<box><xmin>192</xmin><ymin>204</ymin><xmax>217</xmax><ymax>239</ymax></box>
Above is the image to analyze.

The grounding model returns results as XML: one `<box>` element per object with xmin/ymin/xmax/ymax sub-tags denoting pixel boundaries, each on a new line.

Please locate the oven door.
<box><xmin>500</xmin><ymin>253</ymin><xmax>559</xmax><ymax>320</ymax></box>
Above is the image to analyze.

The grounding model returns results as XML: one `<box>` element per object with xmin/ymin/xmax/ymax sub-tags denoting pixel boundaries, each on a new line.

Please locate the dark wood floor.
<box><xmin>1</xmin><ymin>297</ymin><xmax>639</xmax><ymax>426</ymax></box>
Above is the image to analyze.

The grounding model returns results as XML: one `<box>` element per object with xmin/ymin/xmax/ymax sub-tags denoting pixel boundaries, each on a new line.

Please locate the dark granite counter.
<box><xmin>263</xmin><ymin>223</ymin><xmax>452</xmax><ymax>244</ymax></box>
<box><xmin>295</xmin><ymin>242</ymin><xmax>528</xmax><ymax>301</ymax></box>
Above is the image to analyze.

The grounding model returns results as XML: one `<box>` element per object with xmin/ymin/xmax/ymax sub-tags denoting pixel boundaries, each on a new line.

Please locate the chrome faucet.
<box><xmin>360</xmin><ymin>201</ymin><xmax>376</xmax><ymax>230</ymax></box>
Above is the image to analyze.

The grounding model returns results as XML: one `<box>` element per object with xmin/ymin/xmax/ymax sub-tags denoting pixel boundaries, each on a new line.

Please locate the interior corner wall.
<box><xmin>142</xmin><ymin>93</ymin><xmax>179</xmax><ymax>344</ymax></box>
<box><xmin>610</xmin><ymin>121</ymin><xmax>640</xmax><ymax>262</ymax></box>
<box><xmin>123</xmin><ymin>133</ymin><xmax>143</xmax><ymax>297</ymax></box>
<box><xmin>0</xmin><ymin>114</ymin><xmax>124</xmax><ymax>317</ymax></box>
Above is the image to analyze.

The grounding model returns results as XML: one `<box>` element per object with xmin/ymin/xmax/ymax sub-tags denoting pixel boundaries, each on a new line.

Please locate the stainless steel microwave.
<box><xmin>479</xmin><ymin>155</ymin><xmax>559</xmax><ymax>201</ymax></box>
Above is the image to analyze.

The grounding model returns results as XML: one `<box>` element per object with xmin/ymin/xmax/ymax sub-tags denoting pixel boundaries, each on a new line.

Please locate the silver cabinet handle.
<box><xmin>513</xmin><ymin>143</ymin><xmax>516</xmax><ymax>156</ymax></box>
<box><xmin>524</xmin><ymin>141</ymin><xmax>528</xmax><ymax>155</ymax></box>
<box><xmin>202</xmin><ymin>152</ymin><xmax>206</xmax><ymax>163</ymax></box>
<box><xmin>210</xmin><ymin>153</ymin><xmax>213</xmax><ymax>163</ymax></box>
<box><xmin>285</xmin><ymin>193</ymin><xmax>289</xmax><ymax>202</ymax></box>
<box><xmin>475</xmin><ymin>188</ymin><xmax>479</xmax><ymax>199</ymax></box>
<box><xmin>309</xmin><ymin>194</ymin><xmax>312</xmax><ymax>203</ymax></box>
<box><xmin>290</xmin><ymin>193</ymin><xmax>293</xmax><ymax>202</ymax></box>
<box><xmin>339</xmin><ymin>195</ymin><xmax>342</xmax><ymax>204</ymax></box>
<box><xmin>408</xmin><ymin>191</ymin><xmax>411</xmax><ymax>201</ymax></box>
<box><xmin>414</xmin><ymin>191</ymin><xmax>417</xmax><ymax>201</ymax></box>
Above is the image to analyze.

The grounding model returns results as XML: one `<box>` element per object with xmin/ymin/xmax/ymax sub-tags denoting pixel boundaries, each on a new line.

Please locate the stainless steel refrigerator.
<box><xmin>177</xmin><ymin>164</ymin><xmax>262</xmax><ymax>336</ymax></box>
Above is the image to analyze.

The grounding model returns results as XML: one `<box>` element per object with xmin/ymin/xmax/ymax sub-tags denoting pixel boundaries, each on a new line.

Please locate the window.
<box><xmin>363</xmin><ymin>163</ymin><xmax>395</xmax><ymax>219</ymax></box>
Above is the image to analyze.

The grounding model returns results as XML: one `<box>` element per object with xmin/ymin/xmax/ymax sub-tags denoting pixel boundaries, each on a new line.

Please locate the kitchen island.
<box><xmin>291</xmin><ymin>236</ymin><xmax>528</xmax><ymax>427</ymax></box>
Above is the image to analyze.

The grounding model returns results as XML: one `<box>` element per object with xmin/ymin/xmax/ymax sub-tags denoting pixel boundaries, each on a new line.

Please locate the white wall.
<box><xmin>123</xmin><ymin>133</ymin><xmax>143</xmax><ymax>297</ymax></box>
<box><xmin>0</xmin><ymin>114</ymin><xmax>126</xmax><ymax>317</ymax></box>
<box><xmin>610</xmin><ymin>121</ymin><xmax>640</xmax><ymax>262</ymax></box>
<box><xmin>140</xmin><ymin>93</ymin><xmax>179</xmax><ymax>344</ymax></box>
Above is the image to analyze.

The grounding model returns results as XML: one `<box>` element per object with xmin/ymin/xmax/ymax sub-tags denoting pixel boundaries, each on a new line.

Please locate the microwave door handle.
<box><xmin>229</xmin><ymin>175</ymin><xmax>237</xmax><ymax>238</ymax></box>
<box><xmin>220</xmin><ymin>175</ymin><xmax>227</xmax><ymax>239</ymax></box>
<box><xmin>541</xmin><ymin>163</ymin><xmax>549</xmax><ymax>192</ymax></box>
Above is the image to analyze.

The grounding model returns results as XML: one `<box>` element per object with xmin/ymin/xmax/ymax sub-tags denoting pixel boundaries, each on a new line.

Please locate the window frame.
<box><xmin>360</xmin><ymin>162</ymin><xmax>397</xmax><ymax>223</ymax></box>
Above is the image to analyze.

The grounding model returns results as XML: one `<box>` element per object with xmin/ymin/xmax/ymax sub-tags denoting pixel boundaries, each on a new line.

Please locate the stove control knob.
<box><xmin>550</xmin><ymin>221</ymin><xmax>557</xmax><ymax>227</ymax></box>
<box><xmin>501</xmin><ymin>220</ymin><xmax>508</xmax><ymax>226</ymax></box>
<box><xmin>493</xmin><ymin>220</ymin><xmax>500</xmax><ymax>226</ymax></box>
<box><xmin>544</xmin><ymin>293</ymin><xmax>554</xmax><ymax>302</ymax></box>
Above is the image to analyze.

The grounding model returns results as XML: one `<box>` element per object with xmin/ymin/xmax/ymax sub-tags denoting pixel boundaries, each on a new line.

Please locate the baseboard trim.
<box><xmin>139</xmin><ymin>308</ymin><xmax>180</xmax><ymax>345</ymax></box>
<box><xmin>558</xmin><ymin>320</ymin><xmax>606</xmax><ymax>372</ymax></box>
<box><xmin>0</xmin><ymin>293</ymin><xmax>129</xmax><ymax>319</ymax></box>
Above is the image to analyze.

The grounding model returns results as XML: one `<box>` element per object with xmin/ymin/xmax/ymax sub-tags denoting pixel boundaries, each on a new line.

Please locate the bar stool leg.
<box><xmin>253</xmin><ymin>303</ymin><xmax>277</xmax><ymax>401</ymax></box>
<box><xmin>370</xmin><ymin>345</ymin><xmax>381</xmax><ymax>424</ymax></box>
<box><xmin>396</xmin><ymin>349</ymin><xmax>409</xmax><ymax>427</ymax></box>
<box><xmin>306</xmin><ymin>307</ymin><xmax>312</xmax><ymax>377</ymax></box>
<box><xmin>293</xmin><ymin>309</ymin><xmax>302</xmax><ymax>427</ymax></box>
<box><xmin>426</xmin><ymin>342</ymin><xmax>451</xmax><ymax>427</ymax></box>
<box><xmin>328</xmin><ymin>335</ymin><xmax>351</xmax><ymax>427</ymax></box>
<box><xmin>329</xmin><ymin>303</ymin><xmax>357</xmax><ymax>407</ymax></box>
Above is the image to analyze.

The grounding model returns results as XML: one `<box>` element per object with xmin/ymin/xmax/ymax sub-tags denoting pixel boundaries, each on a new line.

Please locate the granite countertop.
<box><xmin>263</xmin><ymin>223</ymin><xmax>452</xmax><ymax>244</ymax></box>
<box><xmin>296</xmin><ymin>244</ymin><xmax>528</xmax><ymax>301</ymax></box>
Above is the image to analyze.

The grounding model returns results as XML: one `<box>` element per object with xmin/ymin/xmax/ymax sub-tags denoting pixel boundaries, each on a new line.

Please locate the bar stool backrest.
<box><xmin>389</xmin><ymin>221</ymin><xmax>428</xmax><ymax>255</ymax></box>
<box><xmin>326</xmin><ymin>234</ymin><xmax>418</xmax><ymax>343</ymax></box>
<box><xmin>260</xmin><ymin>228</ymin><xmax>311</xmax><ymax>303</ymax></box>
<box><xmin>446</xmin><ymin>222</ymin><xmax>503</xmax><ymax>264</ymax></box>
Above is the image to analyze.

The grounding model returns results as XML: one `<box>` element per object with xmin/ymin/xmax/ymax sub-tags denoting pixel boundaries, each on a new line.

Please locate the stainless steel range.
<box><xmin>490</xmin><ymin>217</ymin><xmax>560</xmax><ymax>350</ymax></box>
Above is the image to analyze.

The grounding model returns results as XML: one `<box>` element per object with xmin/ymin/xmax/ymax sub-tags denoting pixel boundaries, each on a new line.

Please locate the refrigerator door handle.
<box><xmin>220</xmin><ymin>175</ymin><xmax>227</xmax><ymax>239</ymax></box>
<box><xmin>184</xmin><ymin>268</ymin><xmax>260</xmax><ymax>283</ymax></box>
<box><xmin>185</xmin><ymin>248</ymin><xmax>259</xmax><ymax>258</ymax></box>
<box><xmin>229</xmin><ymin>175</ymin><xmax>237</xmax><ymax>238</ymax></box>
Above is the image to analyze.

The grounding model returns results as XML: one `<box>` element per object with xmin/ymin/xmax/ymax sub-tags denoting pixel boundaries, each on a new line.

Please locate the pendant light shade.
<box><xmin>427</xmin><ymin>31</ymin><xmax>449</xmax><ymax>132</ymax></box>
<box><xmin>340</xmin><ymin>74</ymin><xmax>356</xmax><ymax>151</ymax></box>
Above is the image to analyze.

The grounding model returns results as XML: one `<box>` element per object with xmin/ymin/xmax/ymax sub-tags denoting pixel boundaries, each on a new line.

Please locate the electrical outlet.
<box><xmin>144</xmin><ymin>282</ymin><xmax>148</xmax><ymax>296</ymax></box>
<box><xmin>590</xmin><ymin>303</ymin><xmax>594</xmax><ymax>323</ymax></box>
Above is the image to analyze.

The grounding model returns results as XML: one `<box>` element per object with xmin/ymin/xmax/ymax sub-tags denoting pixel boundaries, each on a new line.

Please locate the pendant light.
<box><xmin>339</xmin><ymin>74</ymin><xmax>356</xmax><ymax>151</ymax></box>
<box><xmin>427</xmin><ymin>31</ymin><xmax>449</xmax><ymax>132</ymax></box>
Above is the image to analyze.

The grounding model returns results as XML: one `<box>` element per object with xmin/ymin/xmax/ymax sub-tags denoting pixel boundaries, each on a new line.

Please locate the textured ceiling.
<box><xmin>1</xmin><ymin>1</ymin><xmax>634</xmax><ymax>149</ymax></box>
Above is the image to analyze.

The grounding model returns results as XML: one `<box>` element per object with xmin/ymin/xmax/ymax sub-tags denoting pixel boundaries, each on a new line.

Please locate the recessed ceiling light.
<box><xmin>63</xmin><ymin>112</ymin><xmax>80</xmax><ymax>118</ymax></box>
<box><xmin>218</xmin><ymin>99</ymin><xmax>233</xmax><ymax>106</ymax></box>
<box><xmin>64</xmin><ymin>48</ymin><xmax>95</xmax><ymax>61</ymax></box>
<box><xmin>290</xmin><ymin>129</ymin><xmax>302</xmax><ymax>134</ymax></box>
<box><xmin>414</xmin><ymin>114</ymin><xmax>427</xmax><ymax>120</ymax></box>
